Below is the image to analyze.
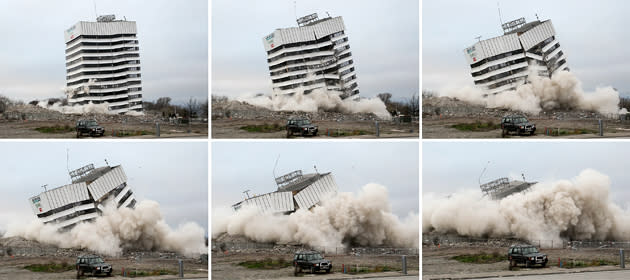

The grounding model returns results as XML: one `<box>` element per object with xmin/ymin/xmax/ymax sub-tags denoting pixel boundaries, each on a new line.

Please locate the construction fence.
<box><xmin>213</xmin><ymin>241</ymin><xmax>418</xmax><ymax>256</ymax></box>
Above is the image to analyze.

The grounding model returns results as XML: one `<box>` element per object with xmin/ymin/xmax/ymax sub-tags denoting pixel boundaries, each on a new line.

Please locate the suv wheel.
<box><xmin>294</xmin><ymin>266</ymin><xmax>299</xmax><ymax>276</ymax></box>
<box><xmin>525</xmin><ymin>260</ymin><xmax>530</xmax><ymax>268</ymax></box>
<box><xmin>501</xmin><ymin>129</ymin><xmax>506</xmax><ymax>138</ymax></box>
<box><xmin>516</xmin><ymin>128</ymin><xmax>522</xmax><ymax>135</ymax></box>
<box><xmin>311</xmin><ymin>266</ymin><xmax>315</xmax><ymax>274</ymax></box>
<box><xmin>509</xmin><ymin>259</ymin><xmax>515</xmax><ymax>270</ymax></box>
<box><xmin>286</xmin><ymin>130</ymin><xmax>291</xmax><ymax>138</ymax></box>
<box><xmin>326</xmin><ymin>268</ymin><xmax>331</xmax><ymax>273</ymax></box>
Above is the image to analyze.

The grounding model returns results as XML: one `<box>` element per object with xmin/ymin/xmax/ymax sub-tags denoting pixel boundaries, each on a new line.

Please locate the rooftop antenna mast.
<box><xmin>93</xmin><ymin>0</ymin><xmax>98</xmax><ymax>18</ymax></box>
<box><xmin>479</xmin><ymin>161</ymin><xmax>490</xmax><ymax>185</ymax></box>
<box><xmin>66</xmin><ymin>148</ymin><xmax>70</xmax><ymax>173</ymax></box>
<box><xmin>475</xmin><ymin>35</ymin><xmax>482</xmax><ymax>42</ymax></box>
<box><xmin>294</xmin><ymin>1</ymin><xmax>297</xmax><ymax>21</ymax></box>
<box><xmin>243</xmin><ymin>190</ymin><xmax>251</xmax><ymax>199</ymax></box>
<box><xmin>497</xmin><ymin>2</ymin><xmax>503</xmax><ymax>26</ymax></box>
<box><xmin>273</xmin><ymin>154</ymin><xmax>280</xmax><ymax>183</ymax></box>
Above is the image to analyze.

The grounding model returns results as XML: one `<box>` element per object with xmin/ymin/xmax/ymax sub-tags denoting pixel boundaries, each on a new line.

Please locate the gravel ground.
<box><xmin>0</xmin><ymin>256</ymin><xmax>207</xmax><ymax>280</ymax></box>
<box><xmin>211</xmin><ymin>252</ymin><xmax>419</xmax><ymax>279</ymax></box>
<box><xmin>423</xmin><ymin>246</ymin><xmax>625</xmax><ymax>279</ymax></box>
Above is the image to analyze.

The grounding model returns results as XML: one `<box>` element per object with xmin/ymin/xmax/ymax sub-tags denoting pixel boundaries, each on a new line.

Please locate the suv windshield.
<box><xmin>306</xmin><ymin>253</ymin><xmax>323</xmax><ymax>261</ymax></box>
<box><xmin>87</xmin><ymin>120</ymin><xmax>98</xmax><ymax>126</ymax></box>
<box><xmin>514</xmin><ymin>117</ymin><xmax>528</xmax><ymax>123</ymax></box>
<box><xmin>88</xmin><ymin>258</ymin><xmax>104</xmax><ymax>264</ymax></box>
<box><xmin>522</xmin><ymin>247</ymin><xmax>539</xmax><ymax>254</ymax></box>
<box><xmin>297</xmin><ymin>119</ymin><xmax>311</xmax><ymax>126</ymax></box>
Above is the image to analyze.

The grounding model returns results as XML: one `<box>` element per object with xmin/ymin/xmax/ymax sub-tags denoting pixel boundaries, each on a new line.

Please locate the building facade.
<box><xmin>64</xmin><ymin>15</ymin><xmax>143</xmax><ymax>114</ymax></box>
<box><xmin>464</xmin><ymin>17</ymin><xmax>569</xmax><ymax>95</ymax></box>
<box><xmin>263</xmin><ymin>13</ymin><xmax>359</xmax><ymax>100</ymax></box>
<box><xmin>29</xmin><ymin>163</ymin><xmax>136</xmax><ymax>230</ymax></box>
<box><xmin>232</xmin><ymin>170</ymin><xmax>339</xmax><ymax>214</ymax></box>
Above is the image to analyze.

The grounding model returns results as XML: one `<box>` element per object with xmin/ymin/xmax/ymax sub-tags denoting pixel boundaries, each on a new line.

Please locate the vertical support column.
<box><xmin>402</xmin><ymin>255</ymin><xmax>407</xmax><ymax>274</ymax></box>
<box><xmin>375</xmin><ymin>121</ymin><xmax>380</xmax><ymax>137</ymax></box>
<box><xmin>178</xmin><ymin>259</ymin><xmax>184</xmax><ymax>277</ymax></box>
<box><xmin>156</xmin><ymin>122</ymin><xmax>160</xmax><ymax>137</ymax></box>
<box><xmin>621</xmin><ymin>249</ymin><xmax>625</xmax><ymax>269</ymax></box>
<box><xmin>599</xmin><ymin>119</ymin><xmax>604</xmax><ymax>136</ymax></box>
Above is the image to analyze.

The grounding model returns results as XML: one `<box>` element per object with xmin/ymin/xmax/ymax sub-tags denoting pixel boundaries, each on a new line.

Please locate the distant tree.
<box><xmin>408</xmin><ymin>92</ymin><xmax>419</xmax><ymax>117</ymax></box>
<box><xmin>0</xmin><ymin>95</ymin><xmax>10</xmax><ymax>113</ymax></box>
<box><xmin>200</xmin><ymin>98</ymin><xmax>209</xmax><ymax>118</ymax></box>
<box><xmin>377</xmin><ymin>93</ymin><xmax>392</xmax><ymax>104</ymax></box>
<box><xmin>156</xmin><ymin>97</ymin><xmax>172</xmax><ymax>109</ymax></box>
<box><xmin>186</xmin><ymin>97</ymin><xmax>200</xmax><ymax>118</ymax></box>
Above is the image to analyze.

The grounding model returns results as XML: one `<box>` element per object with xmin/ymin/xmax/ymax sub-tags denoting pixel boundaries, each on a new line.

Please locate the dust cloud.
<box><xmin>440</xmin><ymin>71</ymin><xmax>626</xmax><ymax>115</ymax></box>
<box><xmin>424</xmin><ymin>169</ymin><xmax>630</xmax><ymax>243</ymax></box>
<box><xmin>37</xmin><ymin>100</ymin><xmax>112</xmax><ymax>115</ymax></box>
<box><xmin>213</xmin><ymin>184</ymin><xmax>419</xmax><ymax>250</ymax></box>
<box><xmin>6</xmin><ymin>200</ymin><xmax>206</xmax><ymax>257</ymax></box>
<box><xmin>237</xmin><ymin>88</ymin><xmax>392</xmax><ymax>120</ymax></box>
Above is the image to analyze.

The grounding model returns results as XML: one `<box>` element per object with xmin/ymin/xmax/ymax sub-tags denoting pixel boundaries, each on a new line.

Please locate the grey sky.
<box><xmin>423</xmin><ymin>0</ymin><xmax>630</xmax><ymax>95</ymax></box>
<box><xmin>0</xmin><ymin>142</ymin><xmax>208</xmax><ymax>235</ymax></box>
<box><xmin>0</xmin><ymin>0</ymin><xmax>208</xmax><ymax>105</ymax></box>
<box><xmin>423</xmin><ymin>142</ymin><xmax>630</xmax><ymax>208</ymax></box>
<box><xmin>212</xmin><ymin>142</ymin><xmax>419</xmax><ymax>218</ymax></box>
<box><xmin>211</xmin><ymin>0</ymin><xmax>419</xmax><ymax>101</ymax></box>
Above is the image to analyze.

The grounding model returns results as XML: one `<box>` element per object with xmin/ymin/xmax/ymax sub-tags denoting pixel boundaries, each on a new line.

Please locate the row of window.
<box><xmin>67</xmin><ymin>60</ymin><xmax>140</xmax><ymax>74</ymax></box>
<box><xmin>66</xmin><ymin>47</ymin><xmax>139</xmax><ymax>60</ymax></box>
<box><xmin>36</xmin><ymin>199</ymin><xmax>94</xmax><ymax>218</ymax></box>
<box><xmin>266</xmin><ymin>31</ymin><xmax>345</xmax><ymax>55</ymax></box>
<box><xmin>67</xmin><ymin>53</ymin><xmax>140</xmax><ymax>67</ymax></box>
<box><xmin>66</xmin><ymin>33</ymin><xmax>137</xmax><ymax>45</ymax></box>
<box><xmin>470</xmin><ymin>50</ymin><xmax>523</xmax><ymax>69</ymax></box>
<box><xmin>474</xmin><ymin>66</ymin><xmax>528</xmax><ymax>85</ymax></box>
<box><xmin>67</xmin><ymin>74</ymin><xmax>141</xmax><ymax>87</ymax></box>
<box><xmin>67</xmin><ymin>67</ymin><xmax>141</xmax><ymax>80</ymax></box>
<box><xmin>66</xmin><ymin>40</ymin><xmax>138</xmax><ymax>54</ymax></box>
<box><xmin>472</xmin><ymin>57</ymin><xmax>527</xmax><ymax>77</ymax></box>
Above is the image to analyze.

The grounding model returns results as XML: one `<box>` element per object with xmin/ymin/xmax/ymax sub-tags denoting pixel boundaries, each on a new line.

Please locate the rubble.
<box><xmin>212</xmin><ymin>99</ymin><xmax>383</xmax><ymax>122</ymax></box>
<box><xmin>0</xmin><ymin>104</ymin><xmax>174</xmax><ymax>124</ymax></box>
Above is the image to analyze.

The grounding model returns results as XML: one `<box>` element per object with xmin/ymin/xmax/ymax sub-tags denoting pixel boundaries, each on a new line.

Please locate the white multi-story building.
<box><xmin>464</xmin><ymin>17</ymin><xmax>569</xmax><ymax>95</ymax></box>
<box><xmin>64</xmin><ymin>15</ymin><xmax>143</xmax><ymax>114</ymax></box>
<box><xmin>29</xmin><ymin>163</ymin><xmax>136</xmax><ymax>230</ymax></box>
<box><xmin>263</xmin><ymin>13</ymin><xmax>359</xmax><ymax>100</ymax></box>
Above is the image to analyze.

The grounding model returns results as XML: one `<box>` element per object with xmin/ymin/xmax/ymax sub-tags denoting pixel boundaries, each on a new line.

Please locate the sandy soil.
<box><xmin>422</xmin><ymin>246</ymin><xmax>625</xmax><ymax>279</ymax></box>
<box><xmin>0</xmin><ymin>120</ymin><xmax>207</xmax><ymax>139</ymax></box>
<box><xmin>211</xmin><ymin>119</ymin><xmax>418</xmax><ymax>139</ymax></box>
<box><xmin>211</xmin><ymin>252</ymin><xmax>419</xmax><ymax>279</ymax></box>
<box><xmin>0</xmin><ymin>256</ymin><xmax>207</xmax><ymax>280</ymax></box>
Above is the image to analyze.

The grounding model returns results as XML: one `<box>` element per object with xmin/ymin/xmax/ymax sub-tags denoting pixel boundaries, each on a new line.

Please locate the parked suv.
<box><xmin>501</xmin><ymin>115</ymin><xmax>535</xmax><ymax>137</ymax></box>
<box><xmin>76</xmin><ymin>119</ymin><xmax>105</xmax><ymax>138</ymax></box>
<box><xmin>508</xmin><ymin>244</ymin><xmax>547</xmax><ymax>269</ymax></box>
<box><xmin>286</xmin><ymin>117</ymin><xmax>318</xmax><ymax>137</ymax></box>
<box><xmin>293</xmin><ymin>250</ymin><xmax>332</xmax><ymax>275</ymax></box>
<box><xmin>76</xmin><ymin>255</ymin><xmax>112</xmax><ymax>277</ymax></box>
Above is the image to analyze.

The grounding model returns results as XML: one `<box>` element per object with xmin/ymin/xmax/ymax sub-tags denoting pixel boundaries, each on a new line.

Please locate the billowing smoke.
<box><xmin>424</xmin><ymin>169</ymin><xmax>630</xmax><ymax>243</ymax></box>
<box><xmin>237</xmin><ymin>88</ymin><xmax>392</xmax><ymax>120</ymax></box>
<box><xmin>440</xmin><ymin>71</ymin><xmax>626</xmax><ymax>115</ymax></box>
<box><xmin>213</xmin><ymin>184</ymin><xmax>418</xmax><ymax>249</ymax></box>
<box><xmin>6</xmin><ymin>200</ymin><xmax>206</xmax><ymax>257</ymax></box>
<box><xmin>37</xmin><ymin>100</ymin><xmax>112</xmax><ymax>115</ymax></box>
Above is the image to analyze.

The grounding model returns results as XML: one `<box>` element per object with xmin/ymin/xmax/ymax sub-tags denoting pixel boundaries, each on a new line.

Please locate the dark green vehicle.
<box><xmin>293</xmin><ymin>250</ymin><xmax>332</xmax><ymax>275</ymax></box>
<box><xmin>286</xmin><ymin>117</ymin><xmax>318</xmax><ymax>137</ymax></box>
<box><xmin>508</xmin><ymin>244</ymin><xmax>547</xmax><ymax>269</ymax></box>
<box><xmin>76</xmin><ymin>119</ymin><xmax>105</xmax><ymax>138</ymax></box>
<box><xmin>76</xmin><ymin>255</ymin><xmax>112</xmax><ymax>278</ymax></box>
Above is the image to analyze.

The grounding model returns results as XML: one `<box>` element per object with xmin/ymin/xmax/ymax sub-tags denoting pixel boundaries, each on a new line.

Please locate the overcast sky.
<box><xmin>423</xmin><ymin>141</ymin><xmax>630</xmax><ymax>208</ymax></box>
<box><xmin>0</xmin><ymin>0</ymin><xmax>208</xmax><ymax>105</ymax></box>
<box><xmin>0</xmin><ymin>142</ymin><xmax>208</xmax><ymax>235</ymax></box>
<box><xmin>423</xmin><ymin>0</ymin><xmax>630</xmax><ymax>95</ymax></box>
<box><xmin>212</xmin><ymin>142</ymin><xmax>419</xmax><ymax>218</ymax></box>
<box><xmin>211</xmin><ymin>0</ymin><xmax>419</xmax><ymax>101</ymax></box>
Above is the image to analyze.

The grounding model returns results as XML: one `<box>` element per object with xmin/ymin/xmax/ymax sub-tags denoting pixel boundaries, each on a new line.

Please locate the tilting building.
<box><xmin>480</xmin><ymin>177</ymin><xmax>536</xmax><ymax>200</ymax></box>
<box><xmin>64</xmin><ymin>15</ymin><xmax>143</xmax><ymax>114</ymax></box>
<box><xmin>464</xmin><ymin>17</ymin><xmax>569</xmax><ymax>95</ymax></box>
<box><xmin>29</xmin><ymin>163</ymin><xmax>136</xmax><ymax>230</ymax></box>
<box><xmin>232</xmin><ymin>170</ymin><xmax>338</xmax><ymax>214</ymax></box>
<box><xmin>263</xmin><ymin>13</ymin><xmax>359</xmax><ymax>100</ymax></box>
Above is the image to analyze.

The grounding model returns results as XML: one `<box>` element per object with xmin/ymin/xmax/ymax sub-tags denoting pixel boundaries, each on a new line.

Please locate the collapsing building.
<box><xmin>64</xmin><ymin>15</ymin><xmax>143</xmax><ymax>114</ymax></box>
<box><xmin>480</xmin><ymin>177</ymin><xmax>536</xmax><ymax>200</ymax></box>
<box><xmin>262</xmin><ymin>13</ymin><xmax>359</xmax><ymax>100</ymax></box>
<box><xmin>464</xmin><ymin>17</ymin><xmax>569</xmax><ymax>95</ymax></box>
<box><xmin>29</xmin><ymin>163</ymin><xmax>136</xmax><ymax>230</ymax></box>
<box><xmin>232</xmin><ymin>170</ymin><xmax>338</xmax><ymax>214</ymax></box>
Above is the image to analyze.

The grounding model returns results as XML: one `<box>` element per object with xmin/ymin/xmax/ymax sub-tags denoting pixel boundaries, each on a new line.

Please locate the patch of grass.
<box><xmin>125</xmin><ymin>269</ymin><xmax>177</xmax><ymax>278</ymax></box>
<box><xmin>545</xmin><ymin>128</ymin><xmax>597</xmax><ymax>136</ymax></box>
<box><xmin>238</xmin><ymin>258</ymin><xmax>292</xmax><ymax>270</ymax></box>
<box><xmin>452</xmin><ymin>252</ymin><xmax>504</xmax><ymax>264</ymax></box>
<box><xmin>113</xmin><ymin>130</ymin><xmax>153</xmax><ymax>137</ymax></box>
<box><xmin>330</xmin><ymin>130</ymin><xmax>370</xmax><ymax>137</ymax></box>
<box><xmin>24</xmin><ymin>262</ymin><xmax>74</xmax><ymax>273</ymax></box>
<box><xmin>34</xmin><ymin>125</ymin><xmax>74</xmax><ymax>134</ymax></box>
<box><xmin>452</xmin><ymin>121</ymin><xmax>501</xmax><ymax>132</ymax></box>
<box><xmin>240</xmin><ymin>123</ymin><xmax>284</xmax><ymax>133</ymax></box>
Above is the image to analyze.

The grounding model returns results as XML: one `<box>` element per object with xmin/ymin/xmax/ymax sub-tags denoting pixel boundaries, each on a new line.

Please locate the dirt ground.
<box><xmin>422</xmin><ymin>116</ymin><xmax>630</xmax><ymax>138</ymax></box>
<box><xmin>211</xmin><ymin>119</ymin><xmax>418</xmax><ymax>139</ymax></box>
<box><xmin>0</xmin><ymin>256</ymin><xmax>207</xmax><ymax>280</ymax></box>
<box><xmin>0</xmin><ymin>120</ymin><xmax>207</xmax><ymax>139</ymax></box>
<box><xmin>211</xmin><ymin>252</ymin><xmax>419</xmax><ymax>279</ymax></box>
<box><xmin>422</xmin><ymin>246</ymin><xmax>625</xmax><ymax>279</ymax></box>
